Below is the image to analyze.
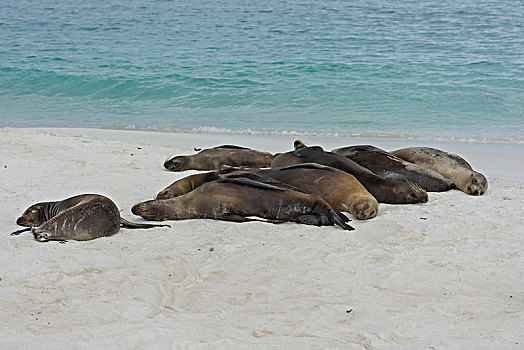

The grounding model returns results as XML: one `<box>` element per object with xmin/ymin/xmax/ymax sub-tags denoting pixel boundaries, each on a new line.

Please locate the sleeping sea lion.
<box><xmin>164</xmin><ymin>145</ymin><xmax>274</xmax><ymax>171</ymax></box>
<box><xmin>156</xmin><ymin>164</ymin><xmax>379</xmax><ymax>220</ymax></box>
<box><xmin>133</xmin><ymin>177</ymin><xmax>354</xmax><ymax>230</ymax></box>
<box><xmin>332</xmin><ymin>144</ymin><xmax>387</xmax><ymax>154</ymax></box>
<box><xmin>390</xmin><ymin>147</ymin><xmax>488</xmax><ymax>195</ymax></box>
<box><xmin>271</xmin><ymin>144</ymin><xmax>428</xmax><ymax>204</ymax></box>
<box><xmin>15</xmin><ymin>194</ymin><xmax>168</xmax><ymax>242</ymax></box>
<box><xmin>331</xmin><ymin>146</ymin><xmax>454</xmax><ymax>192</ymax></box>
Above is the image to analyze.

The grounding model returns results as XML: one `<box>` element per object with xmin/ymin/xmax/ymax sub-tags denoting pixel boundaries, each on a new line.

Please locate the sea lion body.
<box><xmin>271</xmin><ymin>146</ymin><xmax>428</xmax><ymax>204</ymax></box>
<box><xmin>332</xmin><ymin>144</ymin><xmax>387</xmax><ymax>155</ymax></box>
<box><xmin>157</xmin><ymin>164</ymin><xmax>379</xmax><ymax>220</ymax></box>
<box><xmin>16</xmin><ymin>194</ymin><xmax>166</xmax><ymax>242</ymax></box>
<box><xmin>332</xmin><ymin>147</ymin><xmax>454</xmax><ymax>192</ymax></box>
<box><xmin>390</xmin><ymin>147</ymin><xmax>488</xmax><ymax>195</ymax></box>
<box><xmin>164</xmin><ymin>145</ymin><xmax>274</xmax><ymax>171</ymax></box>
<box><xmin>133</xmin><ymin>178</ymin><xmax>353</xmax><ymax>230</ymax></box>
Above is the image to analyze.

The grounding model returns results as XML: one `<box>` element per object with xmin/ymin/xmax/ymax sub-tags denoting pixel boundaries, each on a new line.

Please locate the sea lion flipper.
<box><xmin>330</xmin><ymin>210</ymin><xmax>355</xmax><ymax>231</ymax></box>
<box><xmin>220</xmin><ymin>177</ymin><xmax>285</xmax><ymax>191</ymax></box>
<box><xmin>276</xmin><ymin>163</ymin><xmax>334</xmax><ymax>172</ymax></box>
<box><xmin>214</xmin><ymin>145</ymin><xmax>250</xmax><ymax>150</ymax></box>
<box><xmin>221</xmin><ymin>213</ymin><xmax>250</xmax><ymax>222</ymax></box>
<box><xmin>333</xmin><ymin>209</ymin><xmax>351</xmax><ymax>223</ymax></box>
<box><xmin>10</xmin><ymin>227</ymin><xmax>32</xmax><ymax>236</ymax></box>
<box><xmin>120</xmin><ymin>218</ymin><xmax>171</xmax><ymax>229</ymax></box>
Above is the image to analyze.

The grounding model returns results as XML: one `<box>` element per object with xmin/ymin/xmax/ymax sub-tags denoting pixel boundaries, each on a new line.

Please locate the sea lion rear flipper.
<box><xmin>120</xmin><ymin>218</ymin><xmax>171</xmax><ymax>229</ymax></box>
<box><xmin>330</xmin><ymin>210</ymin><xmax>355</xmax><ymax>231</ymax></box>
<box><xmin>214</xmin><ymin>145</ymin><xmax>250</xmax><ymax>150</ymax></box>
<box><xmin>10</xmin><ymin>227</ymin><xmax>32</xmax><ymax>236</ymax></box>
<box><xmin>219</xmin><ymin>177</ymin><xmax>285</xmax><ymax>191</ymax></box>
<box><xmin>333</xmin><ymin>209</ymin><xmax>351</xmax><ymax>223</ymax></box>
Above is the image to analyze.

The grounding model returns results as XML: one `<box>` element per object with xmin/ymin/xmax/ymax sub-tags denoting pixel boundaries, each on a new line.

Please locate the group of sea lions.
<box><xmin>14</xmin><ymin>140</ymin><xmax>487</xmax><ymax>242</ymax></box>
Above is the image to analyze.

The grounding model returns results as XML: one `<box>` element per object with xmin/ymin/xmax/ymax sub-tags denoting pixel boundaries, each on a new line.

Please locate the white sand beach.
<box><xmin>0</xmin><ymin>127</ymin><xmax>522</xmax><ymax>349</ymax></box>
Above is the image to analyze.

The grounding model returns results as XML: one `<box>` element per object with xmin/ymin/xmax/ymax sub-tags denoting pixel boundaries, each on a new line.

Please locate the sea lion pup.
<box><xmin>156</xmin><ymin>164</ymin><xmax>379</xmax><ymax>220</ymax></box>
<box><xmin>271</xmin><ymin>144</ymin><xmax>428</xmax><ymax>204</ymax></box>
<box><xmin>15</xmin><ymin>194</ymin><xmax>169</xmax><ymax>242</ymax></box>
<box><xmin>390</xmin><ymin>147</ymin><xmax>488</xmax><ymax>195</ymax></box>
<box><xmin>133</xmin><ymin>177</ymin><xmax>354</xmax><ymax>230</ymax></box>
<box><xmin>163</xmin><ymin>145</ymin><xmax>274</xmax><ymax>171</ymax></box>
<box><xmin>331</xmin><ymin>146</ymin><xmax>454</xmax><ymax>192</ymax></box>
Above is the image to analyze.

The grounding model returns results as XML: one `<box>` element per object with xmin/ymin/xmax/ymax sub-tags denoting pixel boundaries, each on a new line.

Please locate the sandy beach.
<box><xmin>0</xmin><ymin>127</ymin><xmax>522</xmax><ymax>349</ymax></box>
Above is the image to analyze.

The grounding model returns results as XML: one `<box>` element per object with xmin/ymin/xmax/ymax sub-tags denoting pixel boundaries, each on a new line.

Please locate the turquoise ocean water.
<box><xmin>1</xmin><ymin>0</ymin><xmax>523</xmax><ymax>142</ymax></box>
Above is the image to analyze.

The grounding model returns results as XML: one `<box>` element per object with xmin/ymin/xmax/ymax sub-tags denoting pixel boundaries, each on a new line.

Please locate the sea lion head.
<box><xmin>396</xmin><ymin>182</ymin><xmax>429</xmax><ymax>204</ymax></box>
<box><xmin>464</xmin><ymin>172</ymin><xmax>488</xmax><ymax>196</ymax></box>
<box><xmin>350</xmin><ymin>196</ymin><xmax>379</xmax><ymax>220</ymax></box>
<box><xmin>156</xmin><ymin>188</ymin><xmax>176</xmax><ymax>200</ymax></box>
<box><xmin>164</xmin><ymin>156</ymin><xmax>188</xmax><ymax>171</ymax></box>
<box><xmin>16</xmin><ymin>203</ymin><xmax>47</xmax><ymax>227</ymax></box>
<box><xmin>132</xmin><ymin>200</ymin><xmax>170</xmax><ymax>221</ymax></box>
<box><xmin>294</xmin><ymin>140</ymin><xmax>308</xmax><ymax>150</ymax></box>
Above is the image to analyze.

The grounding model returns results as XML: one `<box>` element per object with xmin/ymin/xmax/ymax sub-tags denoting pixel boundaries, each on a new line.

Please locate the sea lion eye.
<box><xmin>472</xmin><ymin>179</ymin><xmax>478</xmax><ymax>184</ymax></box>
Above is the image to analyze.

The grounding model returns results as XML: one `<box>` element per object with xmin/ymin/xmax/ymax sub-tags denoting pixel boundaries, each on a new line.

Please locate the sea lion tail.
<box><xmin>120</xmin><ymin>218</ymin><xmax>171</xmax><ymax>229</ymax></box>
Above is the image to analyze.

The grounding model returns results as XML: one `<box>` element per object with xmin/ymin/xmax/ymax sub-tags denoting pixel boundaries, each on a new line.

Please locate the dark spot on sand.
<box><xmin>346</xmin><ymin>309</ymin><xmax>353</xmax><ymax>313</ymax></box>
<box><xmin>420</xmin><ymin>217</ymin><xmax>427</xmax><ymax>220</ymax></box>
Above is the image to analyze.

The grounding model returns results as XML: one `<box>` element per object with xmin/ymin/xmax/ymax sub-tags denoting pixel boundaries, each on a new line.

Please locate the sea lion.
<box><xmin>271</xmin><ymin>144</ymin><xmax>428</xmax><ymax>204</ymax></box>
<box><xmin>15</xmin><ymin>194</ymin><xmax>168</xmax><ymax>242</ymax></box>
<box><xmin>390</xmin><ymin>147</ymin><xmax>488</xmax><ymax>195</ymax></box>
<box><xmin>332</xmin><ymin>144</ymin><xmax>387</xmax><ymax>154</ymax></box>
<box><xmin>164</xmin><ymin>145</ymin><xmax>274</xmax><ymax>171</ymax></box>
<box><xmin>331</xmin><ymin>146</ymin><xmax>454</xmax><ymax>192</ymax></box>
<box><xmin>133</xmin><ymin>177</ymin><xmax>354</xmax><ymax>230</ymax></box>
<box><xmin>156</xmin><ymin>164</ymin><xmax>379</xmax><ymax>220</ymax></box>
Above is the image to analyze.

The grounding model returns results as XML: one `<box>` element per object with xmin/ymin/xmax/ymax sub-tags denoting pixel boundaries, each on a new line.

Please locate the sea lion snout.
<box><xmin>465</xmin><ymin>174</ymin><xmax>488</xmax><ymax>196</ymax></box>
<box><xmin>156</xmin><ymin>189</ymin><xmax>173</xmax><ymax>199</ymax></box>
<box><xmin>164</xmin><ymin>157</ymin><xmax>185</xmax><ymax>171</ymax></box>
<box><xmin>132</xmin><ymin>202</ymin><xmax>165</xmax><ymax>221</ymax></box>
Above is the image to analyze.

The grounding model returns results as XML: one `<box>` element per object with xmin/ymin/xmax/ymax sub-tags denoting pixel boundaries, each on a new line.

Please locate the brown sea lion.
<box><xmin>156</xmin><ymin>164</ymin><xmax>379</xmax><ymax>220</ymax></box>
<box><xmin>164</xmin><ymin>145</ymin><xmax>274</xmax><ymax>171</ymax></box>
<box><xmin>390</xmin><ymin>147</ymin><xmax>488</xmax><ymax>195</ymax></box>
<box><xmin>133</xmin><ymin>177</ymin><xmax>354</xmax><ymax>230</ymax></box>
<box><xmin>271</xmin><ymin>144</ymin><xmax>428</xmax><ymax>204</ymax></box>
<box><xmin>15</xmin><ymin>194</ymin><xmax>168</xmax><ymax>242</ymax></box>
<box><xmin>331</xmin><ymin>146</ymin><xmax>454</xmax><ymax>192</ymax></box>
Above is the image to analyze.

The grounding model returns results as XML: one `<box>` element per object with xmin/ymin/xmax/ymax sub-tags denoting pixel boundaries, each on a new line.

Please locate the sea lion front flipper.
<box><xmin>221</xmin><ymin>213</ymin><xmax>250</xmax><ymax>222</ymax></box>
<box><xmin>219</xmin><ymin>177</ymin><xmax>285</xmax><ymax>191</ymax></box>
<box><xmin>120</xmin><ymin>218</ymin><xmax>171</xmax><ymax>229</ymax></box>
<box><xmin>276</xmin><ymin>163</ymin><xmax>335</xmax><ymax>172</ymax></box>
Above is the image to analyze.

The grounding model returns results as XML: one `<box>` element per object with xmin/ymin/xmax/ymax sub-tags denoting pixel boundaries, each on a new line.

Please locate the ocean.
<box><xmin>1</xmin><ymin>0</ymin><xmax>523</xmax><ymax>143</ymax></box>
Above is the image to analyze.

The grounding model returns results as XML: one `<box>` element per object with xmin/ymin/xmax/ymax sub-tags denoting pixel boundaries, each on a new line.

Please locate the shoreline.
<box><xmin>1</xmin><ymin>127</ymin><xmax>523</xmax><ymax>348</ymax></box>
<box><xmin>24</xmin><ymin>126</ymin><xmax>524</xmax><ymax>184</ymax></box>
